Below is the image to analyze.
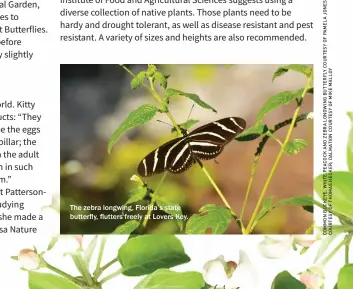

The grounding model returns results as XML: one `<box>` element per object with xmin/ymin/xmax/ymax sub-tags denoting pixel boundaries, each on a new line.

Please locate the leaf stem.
<box><xmin>201</xmin><ymin>166</ymin><xmax>244</xmax><ymax>232</ymax></box>
<box><xmin>43</xmin><ymin>259</ymin><xmax>85</xmax><ymax>287</ymax></box>
<box><xmin>70</xmin><ymin>254</ymin><xmax>94</xmax><ymax>285</ymax></box>
<box><xmin>245</xmin><ymin>74</ymin><xmax>313</xmax><ymax>234</ymax></box>
<box><xmin>94</xmin><ymin>258</ymin><xmax>118</xmax><ymax>280</ymax></box>
<box><xmin>320</xmin><ymin>234</ymin><xmax>352</xmax><ymax>267</ymax></box>
<box><xmin>93</xmin><ymin>236</ymin><xmax>107</xmax><ymax>279</ymax></box>
<box><xmin>240</xmin><ymin>156</ymin><xmax>259</xmax><ymax>220</ymax></box>
<box><xmin>345</xmin><ymin>235</ymin><xmax>352</xmax><ymax>264</ymax></box>
<box><xmin>99</xmin><ymin>268</ymin><xmax>124</xmax><ymax>285</ymax></box>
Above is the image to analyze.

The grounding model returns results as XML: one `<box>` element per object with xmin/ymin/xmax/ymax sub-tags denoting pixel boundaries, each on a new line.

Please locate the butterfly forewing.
<box><xmin>168</xmin><ymin>144</ymin><xmax>195</xmax><ymax>173</ymax></box>
<box><xmin>188</xmin><ymin>117</ymin><xmax>246</xmax><ymax>145</ymax></box>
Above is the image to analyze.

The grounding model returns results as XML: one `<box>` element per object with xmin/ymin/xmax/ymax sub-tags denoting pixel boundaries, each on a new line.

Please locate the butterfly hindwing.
<box><xmin>190</xmin><ymin>142</ymin><xmax>224</xmax><ymax>160</ymax></box>
<box><xmin>137</xmin><ymin>137</ymin><xmax>184</xmax><ymax>177</ymax></box>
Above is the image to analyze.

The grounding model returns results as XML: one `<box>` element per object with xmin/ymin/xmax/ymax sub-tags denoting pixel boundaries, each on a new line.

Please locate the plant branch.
<box><xmin>201</xmin><ymin>166</ymin><xmax>244</xmax><ymax>231</ymax></box>
<box><xmin>142</xmin><ymin>172</ymin><xmax>168</xmax><ymax>229</ymax></box>
<box><xmin>240</xmin><ymin>113</ymin><xmax>312</xmax><ymax>222</ymax></box>
<box><xmin>320</xmin><ymin>234</ymin><xmax>352</xmax><ymax>267</ymax></box>
<box><xmin>43</xmin><ymin>259</ymin><xmax>85</xmax><ymax>287</ymax></box>
<box><xmin>99</xmin><ymin>268</ymin><xmax>124</xmax><ymax>285</ymax></box>
<box><xmin>70</xmin><ymin>254</ymin><xmax>93</xmax><ymax>285</ymax></box>
<box><xmin>94</xmin><ymin>257</ymin><xmax>118</xmax><ymax>280</ymax></box>
<box><xmin>93</xmin><ymin>236</ymin><xmax>107</xmax><ymax>279</ymax></box>
<box><xmin>245</xmin><ymin>74</ymin><xmax>313</xmax><ymax>234</ymax></box>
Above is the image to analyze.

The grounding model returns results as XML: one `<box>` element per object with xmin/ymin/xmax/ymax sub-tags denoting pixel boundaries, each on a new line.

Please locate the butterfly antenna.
<box><xmin>186</xmin><ymin>104</ymin><xmax>195</xmax><ymax>122</ymax></box>
<box><xmin>156</xmin><ymin>120</ymin><xmax>173</xmax><ymax>127</ymax></box>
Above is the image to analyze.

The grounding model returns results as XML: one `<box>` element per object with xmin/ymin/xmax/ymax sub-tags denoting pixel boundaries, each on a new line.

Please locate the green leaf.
<box><xmin>28</xmin><ymin>272</ymin><xmax>80</xmax><ymax>289</ymax></box>
<box><xmin>256</xmin><ymin>88</ymin><xmax>306</xmax><ymax>125</ymax></box>
<box><xmin>284</xmin><ymin>139</ymin><xmax>308</xmax><ymax>155</ymax></box>
<box><xmin>314</xmin><ymin>233</ymin><xmax>340</xmax><ymax>262</ymax></box>
<box><xmin>134</xmin><ymin>269</ymin><xmax>205</xmax><ymax>289</ymax></box>
<box><xmin>314</xmin><ymin>171</ymin><xmax>353</xmax><ymax>219</ymax></box>
<box><xmin>112</xmin><ymin>220</ymin><xmax>140</xmax><ymax>234</ymax></box>
<box><xmin>165</xmin><ymin>88</ymin><xmax>217</xmax><ymax>112</ymax></box>
<box><xmin>185</xmin><ymin>205</ymin><xmax>232</xmax><ymax>234</ymax></box>
<box><xmin>84</xmin><ymin>236</ymin><xmax>98</xmax><ymax>266</ymax></box>
<box><xmin>124</xmin><ymin>187</ymin><xmax>147</xmax><ymax>206</ymax></box>
<box><xmin>271</xmin><ymin>271</ymin><xmax>306</xmax><ymax>289</ymax></box>
<box><xmin>276</xmin><ymin>196</ymin><xmax>313</xmax><ymax>207</ymax></box>
<box><xmin>154</xmin><ymin>71</ymin><xmax>168</xmax><ymax>89</ymax></box>
<box><xmin>156</xmin><ymin>197</ymin><xmax>184</xmax><ymax>231</ymax></box>
<box><xmin>338</xmin><ymin>264</ymin><xmax>353</xmax><ymax>289</ymax></box>
<box><xmin>108</xmin><ymin>104</ymin><xmax>159</xmax><ymax>154</ymax></box>
<box><xmin>131</xmin><ymin>71</ymin><xmax>147</xmax><ymax>89</ymax></box>
<box><xmin>235</xmin><ymin>125</ymin><xmax>268</xmax><ymax>141</ymax></box>
<box><xmin>255</xmin><ymin>197</ymin><xmax>274</xmax><ymax>222</ymax></box>
<box><xmin>171</xmin><ymin>119</ymin><xmax>200</xmax><ymax>133</ymax></box>
<box><xmin>273</xmin><ymin>65</ymin><xmax>312</xmax><ymax>81</ymax></box>
<box><xmin>118</xmin><ymin>235</ymin><xmax>191</xmax><ymax>276</ymax></box>
<box><xmin>347</xmin><ymin>112</ymin><xmax>353</xmax><ymax>171</ymax></box>
<box><xmin>334</xmin><ymin>283</ymin><xmax>338</xmax><ymax>289</ymax></box>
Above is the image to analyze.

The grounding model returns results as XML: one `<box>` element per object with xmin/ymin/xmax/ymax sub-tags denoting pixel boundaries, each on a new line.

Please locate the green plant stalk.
<box><xmin>305</xmin><ymin>222</ymin><xmax>314</xmax><ymax>234</ymax></box>
<box><xmin>142</xmin><ymin>171</ymin><xmax>168</xmax><ymax>229</ymax></box>
<box><xmin>345</xmin><ymin>235</ymin><xmax>352</xmax><ymax>264</ymax></box>
<box><xmin>320</xmin><ymin>234</ymin><xmax>352</xmax><ymax>267</ymax></box>
<box><xmin>43</xmin><ymin>259</ymin><xmax>85</xmax><ymax>287</ymax></box>
<box><xmin>93</xmin><ymin>236</ymin><xmax>107</xmax><ymax>279</ymax></box>
<box><xmin>121</xmin><ymin>65</ymin><xmax>244</xmax><ymax>231</ymax></box>
<box><xmin>240</xmin><ymin>156</ymin><xmax>259</xmax><ymax>220</ymax></box>
<box><xmin>245</xmin><ymin>74</ymin><xmax>313</xmax><ymax>234</ymax></box>
<box><xmin>94</xmin><ymin>257</ymin><xmax>118</xmax><ymax>280</ymax></box>
<box><xmin>99</xmin><ymin>268</ymin><xmax>124</xmax><ymax>285</ymax></box>
<box><xmin>239</xmin><ymin>113</ymin><xmax>312</xmax><ymax>223</ymax></box>
<box><xmin>71</xmin><ymin>254</ymin><xmax>94</xmax><ymax>285</ymax></box>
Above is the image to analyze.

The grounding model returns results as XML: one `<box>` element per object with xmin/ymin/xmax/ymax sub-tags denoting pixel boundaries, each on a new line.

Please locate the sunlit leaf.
<box><xmin>271</xmin><ymin>271</ymin><xmax>306</xmax><ymax>289</ymax></box>
<box><xmin>112</xmin><ymin>220</ymin><xmax>140</xmax><ymax>234</ymax></box>
<box><xmin>256</xmin><ymin>88</ymin><xmax>307</xmax><ymax>125</ymax></box>
<box><xmin>185</xmin><ymin>205</ymin><xmax>232</xmax><ymax>234</ymax></box>
<box><xmin>314</xmin><ymin>171</ymin><xmax>353</xmax><ymax>219</ymax></box>
<box><xmin>28</xmin><ymin>272</ymin><xmax>80</xmax><ymax>289</ymax></box>
<box><xmin>118</xmin><ymin>235</ymin><xmax>190</xmax><ymax>276</ymax></box>
<box><xmin>347</xmin><ymin>112</ymin><xmax>353</xmax><ymax>171</ymax></box>
<box><xmin>154</xmin><ymin>71</ymin><xmax>168</xmax><ymax>89</ymax></box>
<box><xmin>124</xmin><ymin>187</ymin><xmax>147</xmax><ymax>206</ymax></box>
<box><xmin>255</xmin><ymin>197</ymin><xmax>274</xmax><ymax>222</ymax></box>
<box><xmin>135</xmin><ymin>269</ymin><xmax>205</xmax><ymax>289</ymax></box>
<box><xmin>131</xmin><ymin>71</ymin><xmax>147</xmax><ymax>89</ymax></box>
<box><xmin>235</xmin><ymin>125</ymin><xmax>268</xmax><ymax>141</ymax></box>
<box><xmin>284</xmin><ymin>139</ymin><xmax>308</xmax><ymax>155</ymax></box>
<box><xmin>273</xmin><ymin>65</ymin><xmax>312</xmax><ymax>81</ymax></box>
<box><xmin>338</xmin><ymin>264</ymin><xmax>353</xmax><ymax>289</ymax></box>
<box><xmin>171</xmin><ymin>119</ymin><xmax>200</xmax><ymax>133</ymax></box>
<box><xmin>108</xmin><ymin>104</ymin><xmax>159</xmax><ymax>154</ymax></box>
<box><xmin>156</xmin><ymin>197</ymin><xmax>184</xmax><ymax>231</ymax></box>
<box><xmin>165</xmin><ymin>88</ymin><xmax>217</xmax><ymax>112</ymax></box>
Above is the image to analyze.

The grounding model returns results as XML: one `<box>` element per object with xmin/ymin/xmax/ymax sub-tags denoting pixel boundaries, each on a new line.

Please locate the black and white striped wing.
<box><xmin>188</xmin><ymin>117</ymin><xmax>246</xmax><ymax>145</ymax></box>
<box><xmin>168</xmin><ymin>141</ymin><xmax>195</xmax><ymax>174</ymax></box>
<box><xmin>137</xmin><ymin>137</ymin><xmax>184</xmax><ymax>177</ymax></box>
<box><xmin>190</xmin><ymin>141</ymin><xmax>224</xmax><ymax>160</ymax></box>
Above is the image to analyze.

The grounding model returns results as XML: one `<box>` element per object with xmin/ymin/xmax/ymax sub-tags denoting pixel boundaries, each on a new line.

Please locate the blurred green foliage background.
<box><xmin>60</xmin><ymin>64</ymin><xmax>313</xmax><ymax>234</ymax></box>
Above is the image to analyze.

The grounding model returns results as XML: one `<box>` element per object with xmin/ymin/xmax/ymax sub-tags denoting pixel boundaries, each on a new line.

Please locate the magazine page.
<box><xmin>1</xmin><ymin>0</ymin><xmax>352</xmax><ymax>288</ymax></box>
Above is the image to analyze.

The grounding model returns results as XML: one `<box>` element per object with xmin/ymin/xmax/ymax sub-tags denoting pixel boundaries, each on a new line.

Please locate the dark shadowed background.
<box><xmin>60</xmin><ymin>64</ymin><xmax>313</xmax><ymax>234</ymax></box>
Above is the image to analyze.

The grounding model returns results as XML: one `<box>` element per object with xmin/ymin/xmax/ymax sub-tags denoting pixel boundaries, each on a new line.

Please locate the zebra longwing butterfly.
<box><xmin>137</xmin><ymin>117</ymin><xmax>246</xmax><ymax>177</ymax></box>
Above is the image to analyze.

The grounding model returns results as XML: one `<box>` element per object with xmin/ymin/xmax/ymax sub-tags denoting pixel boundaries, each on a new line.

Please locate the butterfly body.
<box><xmin>137</xmin><ymin>117</ymin><xmax>246</xmax><ymax>177</ymax></box>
